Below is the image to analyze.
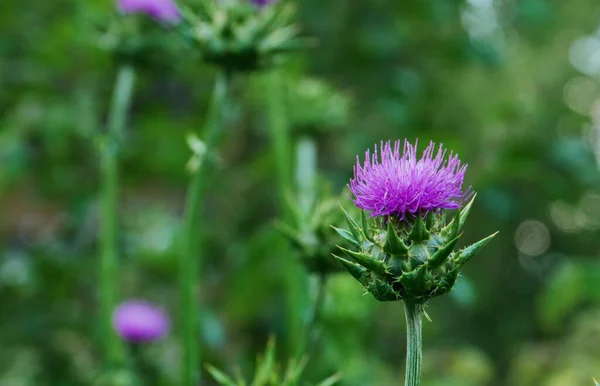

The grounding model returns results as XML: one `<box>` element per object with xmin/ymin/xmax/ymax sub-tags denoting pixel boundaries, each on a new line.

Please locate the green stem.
<box><xmin>404</xmin><ymin>301</ymin><xmax>423</xmax><ymax>386</ymax></box>
<box><xmin>303</xmin><ymin>273</ymin><xmax>327</xmax><ymax>358</ymax></box>
<box><xmin>100</xmin><ymin>64</ymin><xmax>136</xmax><ymax>367</ymax></box>
<box><xmin>180</xmin><ymin>71</ymin><xmax>229</xmax><ymax>386</ymax></box>
<box><xmin>265</xmin><ymin>71</ymin><xmax>293</xmax><ymax>222</ymax></box>
<box><xmin>265</xmin><ymin>71</ymin><xmax>305</xmax><ymax>356</ymax></box>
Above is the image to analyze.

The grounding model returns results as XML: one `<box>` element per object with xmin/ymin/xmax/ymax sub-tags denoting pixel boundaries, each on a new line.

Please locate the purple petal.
<box><xmin>349</xmin><ymin>139</ymin><xmax>471</xmax><ymax>218</ymax></box>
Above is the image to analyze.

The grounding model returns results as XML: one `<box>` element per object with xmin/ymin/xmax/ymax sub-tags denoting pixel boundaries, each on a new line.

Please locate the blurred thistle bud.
<box><xmin>285</xmin><ymin>77</ymin><xmax>352</xmax><ymax>136</ymax></box>
<box><xmin>112</xmin><ymin>300</ymin><xmax>170</xmax><ymax>343</ymax></box>
<box><xmin>250</xmin><ymin>0</ymin><xmax>279</xmax><ymax>7</ymax></box>
<box><xmin>81</xmin><ymin>0</ymin><xmax>182</xmax><ymax>67</ymax></box>
<box><xmin>179</xmin><ymin>0</ymin><xmax>310</xmax><ymax>72</ymax></box>
<box><xmin>206</xmin><ymin>337</ymin><xmax>342</xmax><ymax>386</ymax></box>
<box><xmin>117</xmin><ymin>0</ymin><xmax>181</xmax><ymax>23</ymax></box>
<box><xmin>276</xmin><ymin>191</ymin><xmax>354</xmax><ymax>275</ymax></box>
<box><xmin>334</xmin><ymin>139</ymin><xmax>497</xmax><ymax>304</ymax></box>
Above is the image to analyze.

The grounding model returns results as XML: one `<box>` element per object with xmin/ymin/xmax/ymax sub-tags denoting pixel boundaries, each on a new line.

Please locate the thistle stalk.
<box><xmin>265</xmin><ymin>70</ymin><xmax>305</xmax><ymax>356</ymax></box>
<box><xmin>303</xmin><ymin>273</ymin><xmax>327</xmax><ymax>358</ymax></box>
<box><xmin>100</xmin><ymin>63</ymin><xmax>136</xmax><ymax>368</ymax></box>
<box><xmin>180</xmin><ymin>71</ymin><xmax>228</xmax><ymax>386</ymax></box>
<box><xmin>404</xmin><ymin>301</ymin><xmax>423</xmax><ymax>386</ymax></box>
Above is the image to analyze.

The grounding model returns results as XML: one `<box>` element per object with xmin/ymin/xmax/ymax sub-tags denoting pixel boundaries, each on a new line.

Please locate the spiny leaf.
<box><xmin>441</xmin><ymin>209</ymin><xmax>460</xmax><ymax>241</ymax></box>
<box><xmin>339</xmin><ymin>204</ymin><xmax>363</xmax><ymax>244</ymax></box>
<box><xmin>332</xmin><ymin>254</ymin><xmax>367</xmax><ymax>281</ymax></box>
<box><xmin>361</xmin><ymin>210</ymin><xmax>376</xmax><ymax>243</ymax></box>
<box><xmin>459</xmin><ymin>193</ymin><xmax>477</xmax><ymax>231</ymax></box>
<box><xmin>436</xmin><ymin>268</ymin><xmax>459</xmax><ymax>295</ymax></box>
<box><xmin>455</xmin><ymin>231</ymin><xmax>498</xmax><ymax>266</ymax></box>
<box><xmin>428</xmin><ymin>235</ymin><xmax>461</xmax><ymax>269</ymax></box>
<box><xmin>338</xmin><ymin>246</ymin><xmax>387</xmax><ymax>274</ymax></box>
<box><xmin>384</xmin><ymin>219</ymin><xmax>409</xmax><ymax>256</ymax></box>
<box><xmin>409</xmin><ymin>213</ymin><xmax>430</xmax><ymax>242</ymax></box>
<box><xmin>398</xmin><ymin>264</ymin><xmax>429</xmax><ymax>293</ymax></box>
<box><xmin>331</xmin><ymin>226</ymin><xmax>359</xmax><ymax>247</ymax></box>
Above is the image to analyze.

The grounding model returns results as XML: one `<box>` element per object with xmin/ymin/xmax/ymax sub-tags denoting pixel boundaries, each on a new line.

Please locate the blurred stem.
<box><xmin>265</xmin><ymin>71</ymin><xmax>304</xmax><ymax>356</ymax></box>
<box><xmin>180</xmin><ymin>71</ymin><xmax>228</xmax><ymax>386</ymax></box>
<box><xmin>303</xmin><ymin>273</ymin><xmax>327</xmax><ymax>358</ymax></box>
<box><xmin>129</xmin><ymin>344</ymin><xmax>158</xmax><ymax>386</ymax></box>
<box><xmin>404</xmin><ymin>301</ymin><xmax>423</xmax><ymax>386</ymax></box>
<box><xmin>265</xmin><ymin>71</ymin><xmax>293</xmax><ymax>221</ymax></box>
<box><xmin>295</xmin><ymin>135</ymin><xmax>317</xmax><ymax>215</ymax></box>
<box><xmin>100</xmin><ymin>64</ymin><xmax>136</xmax><ymax>367</ymax></box>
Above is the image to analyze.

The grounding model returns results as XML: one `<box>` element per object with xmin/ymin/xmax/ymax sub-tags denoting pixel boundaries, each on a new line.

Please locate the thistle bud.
<box><xmin>180</xmin><ymin>0</ymin><xmax>309</xmax><ymax>72</ymax></box>
<box><xmin>276</xmin><ymin>193</ymin><xmax>353</xmax><ymax>275</ymax></box>
<box><xmin>334</xmin><ymin>140</ymin><xmax>497</xmax><ymax>304</ymax></box>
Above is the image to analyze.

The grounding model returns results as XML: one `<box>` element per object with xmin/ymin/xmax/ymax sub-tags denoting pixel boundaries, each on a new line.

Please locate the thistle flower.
<box><xmin>112</xmin><ymin>300</ymin><xmax>170</xmax><ymax>342</ymax></box>
<box><xmin>350</xmin><ymin>140</ymin><xmax>470</xmax><ymax>219</ymax></box>
<box><xmin>334</xmin><ymin>139</ymin><xmax>496</xmax><ymax>303</ymax></box>
<box><xmin>117</xmin><ymin>0</ymin><xmax>181</xmax><ymax>23</ymax></box>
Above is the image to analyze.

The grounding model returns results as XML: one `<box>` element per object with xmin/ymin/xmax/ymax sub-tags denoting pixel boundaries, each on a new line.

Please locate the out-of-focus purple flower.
<box><xmin>117</xmin><ymin>0</ymin><xmax>181</xmax><ymax>23</ymax></box>
<box><xmin>112</xmin><ymin>300</ymin><xmax>170</xmax><ymax>343</ymax></box>
<box><xmin>249</xmin><ymin>0</ymin><xmax>278</xmax><ymax>7</ymax></box>
<box><xmin>349</xmin><ymin>140</ymin><xmax>470</xmax><ymax>218</ymax></box>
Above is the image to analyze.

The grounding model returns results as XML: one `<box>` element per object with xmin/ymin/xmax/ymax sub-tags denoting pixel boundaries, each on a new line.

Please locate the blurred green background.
<box><xmin>2</xmin><ymin>0</ymin><xmax>600</xmax><ymax>385</ymax></box>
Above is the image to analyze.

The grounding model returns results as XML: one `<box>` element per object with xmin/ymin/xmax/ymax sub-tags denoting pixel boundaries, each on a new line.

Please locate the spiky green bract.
<box><xmin>206</xmin><ymin>337</ymin><xmax>342</xmax><ymax>386</ymax></box>
<box><xmin>276</xmin><ymin>193</ymin><xmax>353</xmax><ymax>274</ymax></box>
<box><xmin>180</xmin><ymin>0</ymin><xmax>310</xmax><ymax>73</ymax></box>
<box><xmin>333</xmin><ymin>195</ymin><xmax>496</xmax><ymax>303</ymax></box>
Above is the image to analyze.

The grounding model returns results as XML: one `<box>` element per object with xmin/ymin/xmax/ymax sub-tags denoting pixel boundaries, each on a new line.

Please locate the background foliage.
<box><xmin>2</xmin><ymin>0</ymin><xmax>600</xmax><ymax>385</ymax></box>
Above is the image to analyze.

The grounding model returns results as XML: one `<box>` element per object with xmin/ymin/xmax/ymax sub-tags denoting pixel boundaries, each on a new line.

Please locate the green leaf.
<box><xmin>252</xmin><ymin>337</ymin><xmax>277</xmax><ymax>385</ymax></box>
<box><xmin>384</xmin><ymin>220</ymin><xmax>409</xmax><ymax>256</ymax></box>
<box><xmin>331</xmin><ymin>225</ymin><xmax>359</xmax><ymax>247</ymax></box>
<box><xmin>316</xmin><ymin>372</ymin><xmax>343</xmax><ymax>386</ymax></box>
<box><xmin>409</xmin><ymin>213</ymin><xmax>430</xmax><ymax>242</ymax></box>
<box><xmin>206</xmin><ymin>365</ymin><xmax>237</xmax><ymax>386</ymax></box>
<box><xmin>594</xmin><ymin>378</ymin><xmax>599</xmax><ymax>386</ymax></box>
<box><xmin>428</xmin><ymin>235</ymin><xmax>460</xmax><ymax>269</ymax></box>
<box><xmin>338</xmin><ymin>246</ymin><xmax>387</xmax><ymax>274</ymax></box>
<box><xmin>455</xmin><ymin>231</ymin><xmax>498</xmax><ymax>266</ymax></box>
<box><xmin>332</xmin><ymin>254</ymin><xmax>367</xmax><ymax>281</ymax></box>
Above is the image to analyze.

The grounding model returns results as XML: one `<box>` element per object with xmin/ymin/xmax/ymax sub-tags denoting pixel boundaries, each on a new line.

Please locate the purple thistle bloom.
<box><xmin>349</xmin><ymin>139</ymin><xmax>470</xmax><ymax>218</ymax></box>
<box><xmin>117</xmin><ymin>0</ymin><xmax>181</xmax><ymax>23</ymax></box>
<box><xmin>112</xmin><ymin>300</ymin><xmax>170</xmax><ymax>343</ymax></box>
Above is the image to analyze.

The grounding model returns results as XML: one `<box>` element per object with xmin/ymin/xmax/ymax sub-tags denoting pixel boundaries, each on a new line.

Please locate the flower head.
<box><xmin>112</xmin><ymin>300</ymin><xmax>170</xmax><ymax>343</ymax></box>
<box><xmin>349</xmin><ymin>139</ymin><xmax>470</xmax><ymax>218</ymax></box>
<box><xmin>334</xmin><ymin>140</ymin><xmax>496</xmax><ymax>304</ymax></box>
<box><xmin>117</xmin><ymin>0</ymin><xmax>181</xmax><ymax>23</ymax></box>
